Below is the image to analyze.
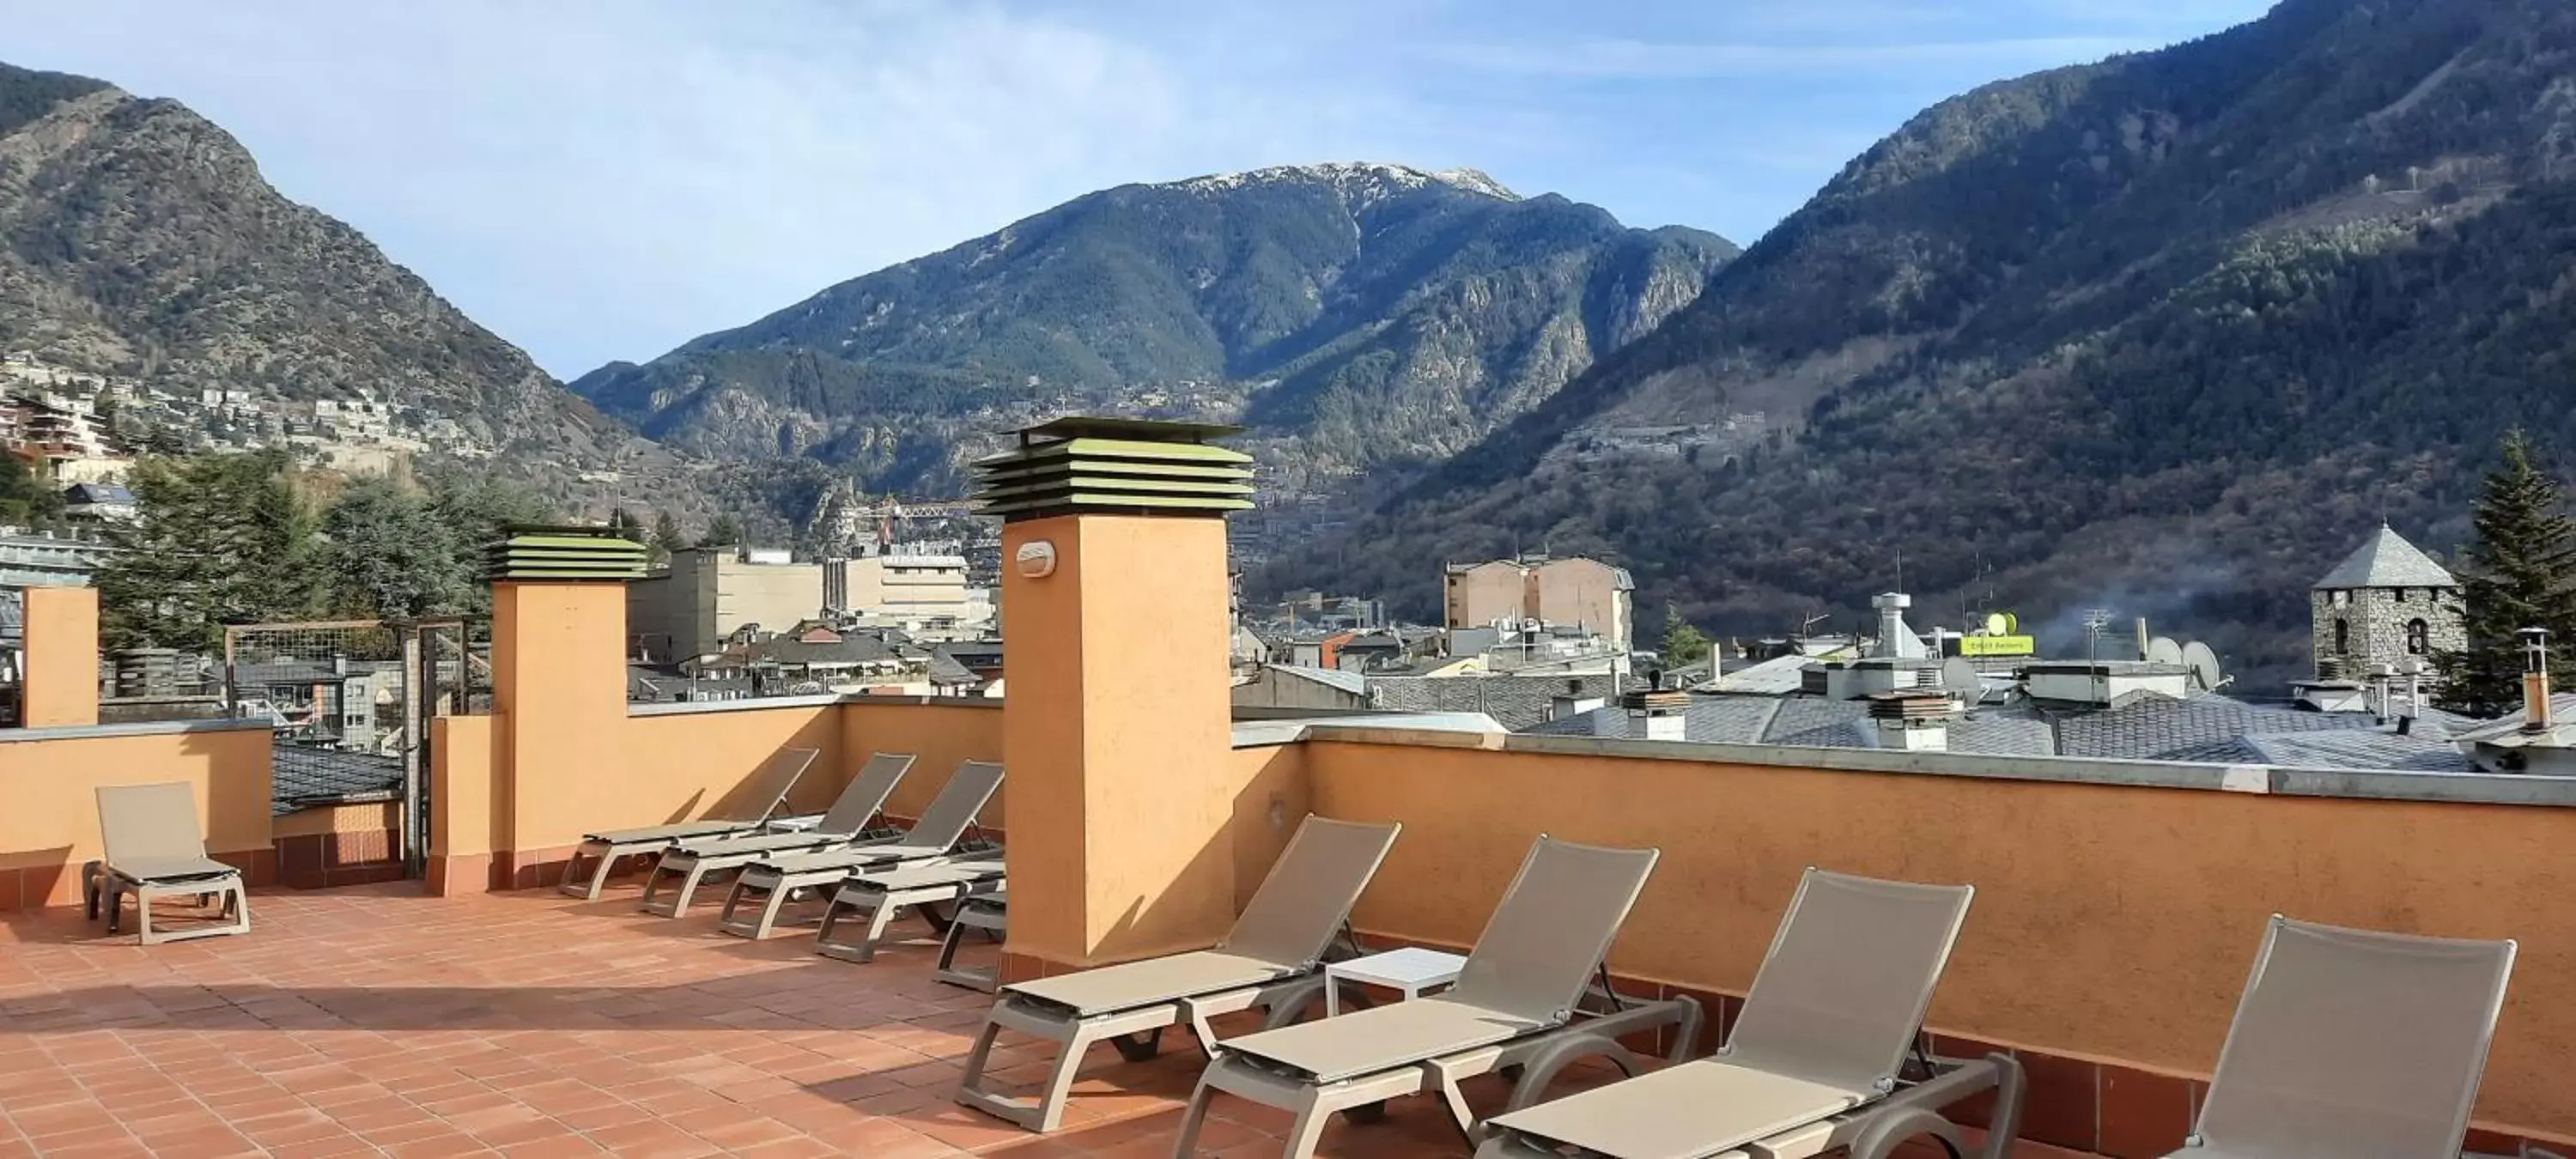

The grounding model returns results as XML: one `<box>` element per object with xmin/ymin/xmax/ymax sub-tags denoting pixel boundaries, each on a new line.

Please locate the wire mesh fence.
<box><xmin>226</xmin><ymin>621</ymin><xmax>408</xmax><ymax>820</ymax></box>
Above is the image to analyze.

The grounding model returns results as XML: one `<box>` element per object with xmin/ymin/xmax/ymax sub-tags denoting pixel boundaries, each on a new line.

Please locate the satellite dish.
<box><xmin>1941</xmin><ymin>658</ymin><xmax>1980</xmax><ymax>695</ymax></box>
<box><xmin>2182</xmin><ymin>641</ymin><xmax>2222</xmax><ymax>692</ymax></box>
<box><xmin>2148</xmin><ymin>636</ymin><xmax>2184</xmax><ymax>665</ymax></box>
<box><xmin>1983</xmin><ymin>611</ymin><xmax>2008</xmax><ymax>636</ymax></box>
<box><xmin>2002</xmin><ymin>611</ymin><xmax>2020</xmax><ymax>634</ymax></box>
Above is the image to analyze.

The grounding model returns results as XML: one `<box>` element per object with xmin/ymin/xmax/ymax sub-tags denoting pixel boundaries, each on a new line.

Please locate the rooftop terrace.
<box><xmin>0</xmin><ymin>883</ymin><xmax>2063</xmax><ymax>1159</ymax></box>
<box><xmin>5</xmin><ymin>422</ymin><xmax>2574</xmax><ymax>1158</ymax></box>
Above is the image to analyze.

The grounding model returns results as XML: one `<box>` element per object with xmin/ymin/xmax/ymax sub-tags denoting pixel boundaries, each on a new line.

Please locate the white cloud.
<box><xmin>0</xmin><ymin>0</ymin><xmax>2275</xmax><ymax>378</ymax></box>
<box><xmin>2</xmin><ymin>0</ymin><xmax>1388</xmax><ymax>375</ymax></box>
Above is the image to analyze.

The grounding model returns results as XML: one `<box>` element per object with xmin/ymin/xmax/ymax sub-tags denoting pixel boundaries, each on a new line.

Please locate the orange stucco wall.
<box><xmin>0</xmin><ymin>725</ymin><xmax>271</xmax><ymax>907</ymax></box>
<box><xmin>840</xmin><ymin>699</ymin><xmax>1003</xmax><ymax>826</ymax></box>
<box><xmin>1227</xmin><ymin>743</ymin><xmax>1309</xmax><ymax>913</ymax></box>
<box><xmin>626</xmin><ymin>703</ymin><xmax>848</xmax><ymax>823</ymax></box>
<box><xmin>271</xmin><ymin>801</ymin><xmax>401</xmax><ymax>839</ymax></box>
<box><xmin>489</xmin><ymin>582</ymin><xmax>634</xmax><ymax>853</ymax></box>
<box><xmin>1001</xmin><ymin>514</ymin><xmax>1239</xmax><ymax>966</ymax></box>
<box><xmin>1305</xmin><ymin>736</ymin><xmax>2576</xmax><ymax>1141</ymax></box>
<box><xmin>21</xmin><ymin>586</ymin><xmax>100</xmax><ymax>728</ymax></box>
<box><xmin>429</xmin><ymin>713</ymin><xmax>501</xmax><ymax>859</ymax></box>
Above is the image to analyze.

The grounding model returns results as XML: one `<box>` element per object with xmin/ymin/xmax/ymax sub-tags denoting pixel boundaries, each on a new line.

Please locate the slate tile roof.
<box><xmin>1523</xmin><ymin>689</ymin><xmax>2472</xmax><ymax>771</ymax></box>
<box><xmin>2313</xmin><ymin>525</ymin><xmax>2457</xmax><ymax>589</ymax></box>
<box><xmin>270</xmin><ymin>745</ymin><xmax>404</xmax><ymax>816</ymax></box>
<box><xmin>1370</xmin><ymin>673</ymin><xmax>1619</xmax><ymax>731</ymax></box>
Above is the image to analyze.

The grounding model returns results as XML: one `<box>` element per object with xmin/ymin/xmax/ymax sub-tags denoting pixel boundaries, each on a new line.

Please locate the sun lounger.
<box><xmin>88</xmin><ymin>782</ymin><xmax>249</xmax><ymax>945</ymax></box>
<box><xmin>715</xmin><ymin>759</ymin><xmax>1003</xmax><ymax>938</ymax></box>
<box><xmin>813</xmin><ymin>852</ymin><xmax>1006</xmax><ymax>962</ymax></box>
<box><xmin>2166</xmin><ymin>916</ymin><xmax>2515</xmax><ymax>1159</ymax></box>
<box><xmin>1477</xmin><ymin>869</ymin><xmax>2025</xmax><ymax>1159</ymax></box>
<box><xmin>638</xmin><ymin>751</ymin><xmax>916</xmax><ymax>917</ymax></box>
<box><xmin>556</xmin><ymin>748</ymin><xmax>817</xmax><ymax>901</ymax></box>
<box><xmin>1171</xmin><ymin>835</ymin><xmax>1701</xmax><ymax>1159</ymax></box>
<box><xmin>955</xmin><ymin>816</ymin><xmax>1403</xmax><ymax>1133</ymax></box>
<box><xmin>936</xmin><ymin>889</ymin><xmax>1008</xmax><ymax>992</ymax></box>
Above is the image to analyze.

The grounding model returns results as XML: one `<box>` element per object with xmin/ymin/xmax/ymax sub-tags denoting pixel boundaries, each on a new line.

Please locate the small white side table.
<box><xmin>1324</xmin><ymin>946</ymin><xmax>1467</xmax><ymax>1016</ymax></box>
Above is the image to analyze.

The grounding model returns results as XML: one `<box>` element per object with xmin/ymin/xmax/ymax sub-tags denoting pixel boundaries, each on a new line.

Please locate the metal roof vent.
<box><xmin>973</xmin><ymin>416</ymin><xmax>1254</xmax><ymax>523</ymax></box>
<box><xmin>485</xmin><ymin>524</ymin><xmax>649</xmax><ymax>582</ymax></box>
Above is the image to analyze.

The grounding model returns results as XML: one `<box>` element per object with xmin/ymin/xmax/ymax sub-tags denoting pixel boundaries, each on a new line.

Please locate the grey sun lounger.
<box><xmin>2166</xmin><ymin>916</ymin><xmax>2515</xmax><ymax>1159</ymax></box>
<box><xmin>638</xmin><ymin>751</ymin><xmax>916</xmax><ymax>917</ymax></box>
<box><xmin>1478</xmin><ymin>869</ymin><xmax>2026</xmax><ymax>1159</ymax></box>
<box><xmin>955</xmin><ymin>816</ymin><xmax>1401</xmax><ymax>1133</ymax></box>
<box><xmin>557</xmin><ymin>747</ymin><xmax>817</xmax><ymax>901</ymax></box>
<box><xmin>935</xmin><ymin>889</ymin><xmax>1008</xmax><ymax>992</ymax></box>
<box><xmin>812</xmin><ymin>851</ymin><xmax>1006</xmax><ymax>962</ymax></box>
<box><xmin>1171</xmin><ymin>835</ymin><xmax>1703</xmax><ymax>1159</ymax></box>
<box><xmin>715</xmin><ymin>759</ymin><xmax>1003</xmax><ymax>938</ymax></box>
<box><xmin>85</xmin><ymin>782</ymin><xmax>250</xmax><ymax>945</ymax></box>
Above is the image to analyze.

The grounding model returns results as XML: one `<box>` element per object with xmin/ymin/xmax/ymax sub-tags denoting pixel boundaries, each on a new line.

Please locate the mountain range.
<box><xmin>15</xmin><ymin>0</ymin><xmax>2576</xmax><ymax>689</ymax></box>
<box><xmin>1257</xmin><ymin>0</ymin><xmax>2576</xmax><ymax>687</ymax></box>
<box><xmin>0</xmin><ymin>62</ymin><xmax>728</xmax><ymax>516</ymax></box>
<box><xmin>570</xmin><ymin>163</ymin><xmax>1735</xmax><ymax>499</ymax></box>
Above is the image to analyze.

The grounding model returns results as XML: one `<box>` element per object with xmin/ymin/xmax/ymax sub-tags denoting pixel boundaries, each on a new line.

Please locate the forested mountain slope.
<box><xmin>574</xmin><ymin>163</ymin><xmax>1735</xmax><ymax>496</ymax></box>
<box><xmin>1262</xmin><ymin>0</ymin><xmax>2576</xmax><ymax>686</ymax></box>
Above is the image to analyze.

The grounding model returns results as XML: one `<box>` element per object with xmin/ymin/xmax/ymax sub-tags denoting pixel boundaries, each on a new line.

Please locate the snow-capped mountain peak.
<box><xmin>1167</xmin><ymin>161</ymin><xmax>1520</xmax><ymax>205</ymax></box>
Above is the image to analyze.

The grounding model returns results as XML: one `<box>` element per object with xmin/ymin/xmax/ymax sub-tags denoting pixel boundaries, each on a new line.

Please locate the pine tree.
<box><xmin>97</xmin><ymin>452</ymin><xmax>320</xmax><ymax>652</ymax></box>
<box><xmin>649</xmin><ymin>510</ymin><xmax>684</xmax><ymax>567</ymax></box>
<box><xmin>700</xmin><ymin>513</ymin><xmax>744</xmax><ymax>549</ymax></box>
<box><xmin>2434</xmin><ymin>430</ymin><xmax>2576</xmax><ymax>717</ymax></box>
<box><xmin>320</xmin><ymin>476</ymin><xmax>471</xmax><ymax>620</ymax></box>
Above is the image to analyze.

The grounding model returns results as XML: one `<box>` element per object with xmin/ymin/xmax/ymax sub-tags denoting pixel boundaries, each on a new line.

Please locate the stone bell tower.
<box><xmin>2310</xmin><ymin>524</ymin><xmax>2464</xmax><ymax>680</ymax></box>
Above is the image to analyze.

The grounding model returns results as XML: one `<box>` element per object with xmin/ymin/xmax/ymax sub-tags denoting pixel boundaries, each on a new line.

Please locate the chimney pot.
<box><xmin>2522</xmin><ymin>628</ymin><xmax>2553</xmax><ymax>734</ymax></box>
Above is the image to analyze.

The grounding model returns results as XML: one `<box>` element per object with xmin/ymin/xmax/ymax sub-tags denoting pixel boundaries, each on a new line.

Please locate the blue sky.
<box><xmin>7</xmin><ymin>0</ymin><xmax>2270</xmax><ymax>379</ymax></box>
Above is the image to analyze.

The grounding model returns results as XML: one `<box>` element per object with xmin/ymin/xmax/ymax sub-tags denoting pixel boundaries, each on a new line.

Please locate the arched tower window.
<box><xmin>2335</xmin><ymin>619</ymin><xmax>2350</xmax><ymax>654</ymax></box>
<box><xmin>2407</xmin><ymin>618</ymin><xmax>2430</xmax><ymax>655</ymax></box>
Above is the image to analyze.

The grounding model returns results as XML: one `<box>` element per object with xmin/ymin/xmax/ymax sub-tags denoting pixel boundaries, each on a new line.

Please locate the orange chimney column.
<box><xmin>21</xmin><ymin>585</ymin><xmax>100</xmax><ymax>728</ymax></box>
<box><xmin>987</xmin><ymin>417</ymin><xmax>1254</xmax><ymax>972</ymax></box>
<box><xmin>488</xmin><ymin>580</ymin><xmax>632</xmax><ymax>887</ymax></box>
<box><xmin>1000</xmin><ymin>514</ymin><xmax>1237</xmax><ymax>968</ymax></box>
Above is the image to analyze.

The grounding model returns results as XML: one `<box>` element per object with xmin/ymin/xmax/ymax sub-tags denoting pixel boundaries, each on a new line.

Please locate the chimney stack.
<box><xmin>1621</xmin><ymin>683</ymin><xmax>1690</xmax><ymax>743</ymax></box>
<box><xmin>2521</xmin><ymin>628</ymin><xmax>2553</xmax><ymax>734</ymax></box>
<box><xmin>1867</xmin><ymin>689</ymin><xmax>1952</xmax><ymax>752</ymax></box>
<box><xmin>1551</xmin><ymin>678</ymin><xmax>1606</xmax><ymax>722</ymax></box>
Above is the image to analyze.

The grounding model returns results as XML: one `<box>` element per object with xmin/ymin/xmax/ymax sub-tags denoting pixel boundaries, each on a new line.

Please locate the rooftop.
<box><xmin>1523</xmin><ymin>689</ymin><xmax>2482</xmax><ymax>771</ymax></box>
<box><xmin>1</xmin><ymin>886</ymin><xmax>1842</xmax><ymax>1159</ymax></box>
<box><xmin>2314</xmin><ymin>524</ymin><xmax>2457</xmax><ymax>589</ymax></box>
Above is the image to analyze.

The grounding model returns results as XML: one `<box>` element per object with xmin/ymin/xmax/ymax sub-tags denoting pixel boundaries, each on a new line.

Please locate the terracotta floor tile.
<box><xmin>0</xmin><ymin>886</ymin><xmax>2119</xmax><ymax>1159</ymax></box>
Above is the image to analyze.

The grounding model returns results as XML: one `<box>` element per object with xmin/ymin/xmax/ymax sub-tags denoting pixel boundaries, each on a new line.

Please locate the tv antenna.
<box><xmin>2081</xmin><ymin>609</ymin><xmax>2116</xmax><ymax>663</ymax></box>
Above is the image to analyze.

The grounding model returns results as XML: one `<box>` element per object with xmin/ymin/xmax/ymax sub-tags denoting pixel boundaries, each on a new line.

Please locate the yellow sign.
<box><xmin>1960</xmin><ymin>634</ymin><xmax>2036</xmax><ymax>657</ymax></box>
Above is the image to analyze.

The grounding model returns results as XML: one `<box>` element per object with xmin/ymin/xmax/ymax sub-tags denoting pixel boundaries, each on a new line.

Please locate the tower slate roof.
<box><xmin>2313</xmin><ymin>525</ymin><xmax>2457</xmax><ymax>589</ymax></box>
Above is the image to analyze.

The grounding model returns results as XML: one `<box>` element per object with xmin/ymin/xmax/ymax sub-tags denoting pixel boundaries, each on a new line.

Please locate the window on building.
<box><xmin>2335</xmin><ymin>619</ymin><xmax>2349</xmax><ymax>654</ymax></box>
<box><xmin>2407</xmin><ymin>619</ymin><xmax>2430</xmax><ymax>656</ymax></box>
<box><xmin>2395</xmin><ymin>588</ymin><xmax>2408</xmax><ymax>603</ymax></box>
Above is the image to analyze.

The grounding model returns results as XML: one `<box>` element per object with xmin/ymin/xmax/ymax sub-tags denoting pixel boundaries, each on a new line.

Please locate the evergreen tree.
<box><xmin>2435</xmin><ymin>430</ymin><xmax>2576</xmax><ymax>717</ymax></box>
<box><xmin>97</xmin><ymin>452</ymin><xmax>319</xmax><ymax>652</ymax></box>
<box><xmin>650</xmin><ymin>510</ymin><xmax>684</xmax><ymax>567</ymax></box>
<box><xmin>320</xmin><ymin>476</ymin><xmax>471</xmax><ymax>619</ymax></box>
<box><xmin>700</xmin><ymin>513</ymin><xmax>744</xmax><ymax>549</ymax></box>
<box><xmin>0</xmin><ymin>451</ymin><xmax>60</xmax><ymax>528</ymax></box>
<box><xmin>606</xmin><ymin>507</ymin><xmax>645</xmax><ymax>542</ymax></box>
<box><xmin>427</xmin><ymin>476</ymin><xmax>555</xmax><ymax>618</ymax></box>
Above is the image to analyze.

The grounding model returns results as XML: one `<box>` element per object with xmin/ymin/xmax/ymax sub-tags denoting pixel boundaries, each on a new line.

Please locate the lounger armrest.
<box><xmin>764</xmin><ymin>814</ymin><xmax>825</xmax><ymax>833</ymax></box>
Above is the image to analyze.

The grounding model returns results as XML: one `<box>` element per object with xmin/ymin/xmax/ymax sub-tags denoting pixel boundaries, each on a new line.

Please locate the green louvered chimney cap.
<box><xmin>484</xmin><ymin>523</ymin><xmax>649</xmax><ymax>582</ymax></box>
<box><xmin>973</xmin><ymin>416</ymin><xmax>1255</xmax><ymax>523</ymax></box>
